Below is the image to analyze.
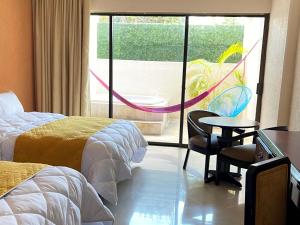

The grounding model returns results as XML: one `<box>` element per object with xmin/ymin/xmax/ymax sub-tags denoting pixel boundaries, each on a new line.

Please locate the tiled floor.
<box><xmin>107</xmin><ymin>146</ymin><xmax>246</xmax><ymax>225</ymax></box>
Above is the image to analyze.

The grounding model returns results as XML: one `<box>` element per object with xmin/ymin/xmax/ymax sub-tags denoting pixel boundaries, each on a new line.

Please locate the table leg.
<box><xmin>218</xmin><ymin>127</ymin><xmax>242</xmax><ymax>187</ymax></box>
<box><xmin>205</xmin><ymin>170</ymin><xmax>217</xmax><ymax>183</ymax></box>
<box><xmin>221</xmin><ymin>127</ymin><xmax>233</xmax><ymax>146</ymax></box>
<box><xmin>206</xmin><ymin>170</ymin><xmax>241</xmax><ymax>184</ymax></box>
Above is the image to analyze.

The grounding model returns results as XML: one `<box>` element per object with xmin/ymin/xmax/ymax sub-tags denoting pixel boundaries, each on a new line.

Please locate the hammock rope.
<box><xmin>90</xmin><ymin>40</ymin><xmax>260</xmax><ymax>113</ymax></box>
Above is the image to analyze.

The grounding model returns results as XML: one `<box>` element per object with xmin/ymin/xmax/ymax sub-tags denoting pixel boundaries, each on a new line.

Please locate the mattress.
<box><xmin>0</xmin><ymin>112</ymin><xmax>148</xmax><ymax>204</ymax></box>
<box><xmin>0</xmin><ymin>165</ymin><xmax>114</xmax><ymax>225</ymax></box>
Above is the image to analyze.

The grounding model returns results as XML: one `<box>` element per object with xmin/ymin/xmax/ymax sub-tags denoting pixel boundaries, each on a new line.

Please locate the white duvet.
<box><xmin>0</xmin><ymin>112</ymin><xmax>148</xmax><ymax>204</ymax></box>
<box><xmin>0</xmin><ymin>166</ymin><xmax>114</xmax><ymax>225</ymax></box>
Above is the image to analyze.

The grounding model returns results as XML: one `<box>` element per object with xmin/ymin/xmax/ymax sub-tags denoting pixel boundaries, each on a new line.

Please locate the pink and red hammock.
<box><xmin>90</xmin><ymin>41</ymin><xmax>259</xmax><ymax>113</ymax></box>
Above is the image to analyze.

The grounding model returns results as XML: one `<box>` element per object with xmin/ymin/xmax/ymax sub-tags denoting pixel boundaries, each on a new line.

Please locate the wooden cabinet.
<box><xmin>257</xmin><ymin>130</ymin><xmax>300</xmax><ymax>224</ymax></box>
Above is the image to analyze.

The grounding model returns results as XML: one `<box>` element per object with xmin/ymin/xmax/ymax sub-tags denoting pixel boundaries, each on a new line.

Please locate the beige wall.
<box><xmin>278</xmin><ymin>0</ymin><xmax>300</xmax><ymax>125</ymax></box>
<box><xmin>289</xmin><ymin>30</ymin><xmax>300</xmax><ymax>130</ymax></box>
<box><xmin>0</xmin><ymin>0</ymin><xmax>34</xmax><ymax>111</ymax></box>
<box><xmin>260</xmin><ymin>0</ymin><xmax>300</xmax><ymax>128</ymax></box>
<box><xmin>260</xmin><ymin>0</ymin><xmax>290</xmax><ymax>127</ymax></box>
<box><xmin>91</xmin><ymin>0</ymin><xmax>272</xmax><ymax>14</ymax></box>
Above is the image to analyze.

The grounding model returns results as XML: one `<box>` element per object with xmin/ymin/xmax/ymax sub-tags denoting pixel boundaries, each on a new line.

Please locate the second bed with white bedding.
<box><xmin>0</xmin><ymin>165</ymin><xmax>114</xmax><ymax>225</ymax></box>
<box><xmin>0</xmin><ymin>112</ymin><xmax>148</xmax><ymax>204</ymax></box>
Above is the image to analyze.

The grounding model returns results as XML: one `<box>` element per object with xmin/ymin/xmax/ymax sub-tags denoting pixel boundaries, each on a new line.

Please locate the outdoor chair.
<box><xmin>183</xmin><ymin>110</ymin><xmax>220</xmax><ymax>183</ymax></box>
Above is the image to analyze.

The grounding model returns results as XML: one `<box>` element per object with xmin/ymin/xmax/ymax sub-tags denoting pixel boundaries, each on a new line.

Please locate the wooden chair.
<box><xmin>183</xmin><ymin>110</ymin><xmax>220</xmax><ymax>183</ymax></box>
<box><xmin>215</xmin><ymin>126</ymin><xmax>288</xmax><ymax>186</ymax></box>
<box><xmin>244</xmin><ymin>156</ymin><xmax>290</xmax><ymax>225</ymax></box>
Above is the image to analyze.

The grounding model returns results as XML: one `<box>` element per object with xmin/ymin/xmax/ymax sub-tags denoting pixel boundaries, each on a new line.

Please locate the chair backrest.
<box><xmin>244</xmin><ymin>156</ymin><xmax>290</xmax><ymax>225</ymax></box>
<box><xmin>187</xmin><ymin>110</ymin><xmax>219</xmax><ymax>139</ymax></box>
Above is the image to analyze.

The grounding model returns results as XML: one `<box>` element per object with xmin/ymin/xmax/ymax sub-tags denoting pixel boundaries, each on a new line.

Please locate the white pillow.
<box><xmin>0</xmin><ymin>91</ymin><xmax>24</xmax><ymax>115</ymax></box>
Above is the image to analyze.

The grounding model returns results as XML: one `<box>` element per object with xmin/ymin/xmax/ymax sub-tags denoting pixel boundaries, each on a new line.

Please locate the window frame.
<box><xmin>90</xmin><ymin>13</ymin><xmax>270</xmax><ymax>147</ymax></box>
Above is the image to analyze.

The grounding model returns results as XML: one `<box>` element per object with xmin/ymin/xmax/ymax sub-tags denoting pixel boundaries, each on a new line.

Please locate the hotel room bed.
<box><xmin>0</xmin><ymin>163</ymin><xmax>114</xmax><ymax>225</ymax></box>
<box><xmin>0</xmin><ymin>92</ymin><xmax>148</xmax><ymax>204</ymax></box>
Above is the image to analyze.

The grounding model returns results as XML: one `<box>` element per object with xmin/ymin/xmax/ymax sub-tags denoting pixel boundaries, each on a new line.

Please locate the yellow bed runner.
<box><xmin>0</xmin><ymin>161</ymin><xmax>47</xmax><ymax>198</ymax></box>
<box><xmin>14</xmin><ymin>116</ymin><xmax>115</xmax><ymax>171</ymax></box>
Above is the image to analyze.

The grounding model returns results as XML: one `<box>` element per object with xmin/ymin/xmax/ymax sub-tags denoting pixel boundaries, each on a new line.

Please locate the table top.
<box><xmin>198</xmin><ymin>116</ymin><xmax>260</xmax><ymax>129</ymax></box>
<box><xmin>258</xmin><ymin>130</ymin><xmax>300</xmax><ymax>178</ymax></box>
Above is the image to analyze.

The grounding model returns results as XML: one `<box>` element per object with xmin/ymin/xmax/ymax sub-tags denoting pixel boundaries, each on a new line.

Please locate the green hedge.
<box><xmin>97</xmin><ymin>23</ymin><xmax>244</xmax><ymax>63</ymax></box>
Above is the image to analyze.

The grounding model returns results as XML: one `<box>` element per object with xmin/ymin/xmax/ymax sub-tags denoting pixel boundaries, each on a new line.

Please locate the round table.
<box><xmin>198</xmin><ymin>116</ymin><xmax>260</xmax><ymax>187</ymax></box>
<box><xmin>199</xmin><ymin>117</ymin><xmax>260</xmax><ymax>139</ymax></box>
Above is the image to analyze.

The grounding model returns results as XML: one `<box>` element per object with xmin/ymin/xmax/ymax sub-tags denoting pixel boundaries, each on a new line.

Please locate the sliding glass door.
<box><xmin>182</xmin><ymin>16</ymin><xmax>265</xmax><ymax>144</ymax></box>
<box><xmin>89</xmin><ymin>14</ymin><xmax>268</xmax><ymax>146</ymax></box>
<box><xmin>112</xmin><ymin>16</ymin><xmax>185</xmax><ymax>143</ymax></box>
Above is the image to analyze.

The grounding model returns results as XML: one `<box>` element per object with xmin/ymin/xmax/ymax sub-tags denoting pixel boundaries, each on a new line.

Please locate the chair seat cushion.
<box><xmin>189</xmin><ymin>134</ymin><xmax>219</xmax><ymax>151</ymax></box>
<box><xmin>220</xmin><ymin>144</ymin><xmax>256</xmax><ymax>163</ymax></box>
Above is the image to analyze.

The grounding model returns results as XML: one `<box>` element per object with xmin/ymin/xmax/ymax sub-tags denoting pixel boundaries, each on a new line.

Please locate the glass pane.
<box><xmin>112</xmin><ymin>16</ymin><xmax>185</xmax><ymax>143</ymax></box>
<box><xmin>89</xmin><ymin>15</ymin><xmax>110</xmax><ymax>118</ymax></box>
<box><xmin>183</xmin><ymin>17</ymin><xmax>265</xmax><ymax>144</ymax></box>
